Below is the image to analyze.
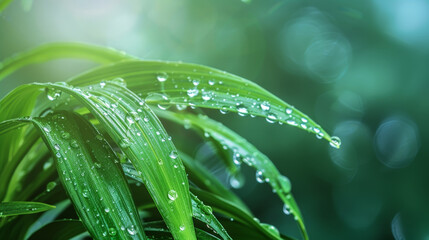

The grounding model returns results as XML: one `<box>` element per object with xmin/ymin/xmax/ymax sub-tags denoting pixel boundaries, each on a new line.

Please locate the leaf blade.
<box><xmin>0</xmin><ymin>201</ymin><xmax>55</xmax><ymax>217</ymax></box>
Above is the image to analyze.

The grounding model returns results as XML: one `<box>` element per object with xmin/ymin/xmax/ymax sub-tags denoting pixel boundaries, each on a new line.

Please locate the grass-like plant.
<box><xmin>0</xmin><ymin>42</ymin><xmax>340</xmax><ymax>240</ymax></box>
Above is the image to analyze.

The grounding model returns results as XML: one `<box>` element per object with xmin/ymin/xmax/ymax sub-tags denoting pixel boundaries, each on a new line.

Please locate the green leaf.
<box><xmin>157</xmin><ymin>111</ymin><xmax>307</xmax><ymax>239</ymax></box>
<box><xmin>0</xmin><ymin>0</ymin><xmax>13</xmax><ymax>12</ymax></box>
<box><xmin>0</xmin><ymin>201</ymin><xmax>55</xmax><ymax>217</ymax></box>
<box><xmin>31</xmin><ymin>111</ymin><xmax>147</xmax><ymax>239</ymax></box>
<box><xmin>68</xmin><ymin>60</ymin><xmax>337</xmax><ymax>147</ymax></box>
<box><xmin>122</xmin><ymin>162</ymin><xmax>232</xmax><ymax>240</ymax></box>
<box><xmin>0</xmin><ymin>42</ymin><xmax>135</xmax><ymax>81</ymax></box>
<box><xmin>40</xmin><ymin>81</ymin><xmax>196</xmax><ymax>240</ymax></box>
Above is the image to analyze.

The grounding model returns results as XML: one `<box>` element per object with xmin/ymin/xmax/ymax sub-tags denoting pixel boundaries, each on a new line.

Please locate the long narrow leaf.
<box><xmin>0</xmin><ymin>201</ymin><xmax>55</xmax><ymax>218</ymax></box>
<box><xmin>39</xmin><ymin>81</ymin><xmax>196</xmax><ymax>240</ymax></box>
<box><xmin>157</xmin><ymin>110</ymin><xmax>307</xmax><ymax>239</ymax></box>
<box><xmin>32</xmin><ymin>111</ymin><xmax>147</xmax><ymax>239</ymax></box>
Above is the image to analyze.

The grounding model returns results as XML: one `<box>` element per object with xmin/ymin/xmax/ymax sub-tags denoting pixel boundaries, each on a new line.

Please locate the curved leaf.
<box><xmin>0</xmin><ymin>201</ymin><xmax>55</xmax><ymax>218</ymax></box>
<box><xmin>157</xmin><ymin>110</ymin><xmax>307</xmax><ymax>239</ymax></box>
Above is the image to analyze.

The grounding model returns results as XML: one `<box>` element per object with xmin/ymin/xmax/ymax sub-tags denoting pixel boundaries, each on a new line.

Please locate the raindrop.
<box><xmin>110</xmin><ymin>77</ymin><xmax>126</xmax><ymax>87</ymax></box>
<box><xmin>192</xmin><ymin>79</ymin><xmax>200</xmax><ymax>86</ymax></box>
<box><xmin>236</xmin><ymin>104</ymin><xmax>248</xmax><ymax>116</ymax></box>
<box><xmin>45</xmin><ymin>88</ymin><xmax>62</xmax><ymax>101</ymax></box>
<box><xmin>157</xmin><ymin>72</ymin><xmax>168</xmax><ymax>82</ymax></box>
<box><xmin>285</xmin><ymin>108</ymin><xmax>293</xmax><ymax>115</ymax></box>
<box><xmin>108</xmin><ymin>227</ymin><xmax>117</xmax><ymax>236</ymax></box>
<box><xmin>261</xmin><ymin>224</ymin><xmax>280</xmax><ymax>237</ymax></box>
<box><xmin>54</xmin><ymin>144</ymin><xmax>60</xmax><ymax>151</ymax></box>
<box><xmin>104</xmin><ymin>208</ymin><xmax>110</xmax><ymax>213</ymax></box>
<box><xmin>187</xmin><ymin>88</ymin><xmax>199</xmax><ymax>98</ymax></box>
<box><xmin>127</xmin><ymin>225</ymin><xmax>137</xmax><ymax>236</ymax></box>
<box><xmin>202</xmin><ymin>91</ymin><xmax>213</xmax><ymax>101</ymax></box>
<box><xmin>229</xmin><ymin>174</ymin><xmax>244</xmax><ymax>189</ymax></box>
<box><xmin>208</xmin><ymin>79</ymin><xmax>215</xmax><ymax>86</ymax></box>
<box><xmin>176</xmin><ymin>104</ymin><xmax>187</xmax><ymax>111</ymax></box>
<box><xmin>46</xmin><ymin>181</ymin><xmax>56</xmax><ymax>192</ymax></box>
<box><xmin>266</xmin><ymin>113</ymin><xmax>278</xmax><ymax>123</ymax></box>
<box><xmin>330</xmin><ymin>136</ymin><xmax>342</xmax><ymax>149</ymax></box>
<box><xmin>220</xmin><ymin>106</ymin><xmax>229</xmax><ymax>114</ymax></box>
<box><xmin>82</xmin><ymin>189</ymin><xmax>89</xmax><ymax>198</ymax></box>
<box><xmin>168</xmin><ymin>189</ymin><xmax>178</xmax><ymax>201</ymax></box>
<box><xmin>120</xmin><ymin>138</ymin><xmax>131</xmax><ymax>148</ymax></box>
<box><xmin>43</xmin><ymin>127</ymin><xmax>51</xmax><ymax>133</ymax></box>
<box><xmin>256</xmin><ymin>170</ymin><xmax>266</xmax><ymax>183</ymax></box>
<box><xmin>61</xmin><ymin>131</ymin><xmax>70</xmax><ymax>139</ymax></box>
<box><xmin>179</xmin><ymin>225</ymin><xmax>185</xmax><ymax>231</ymax></box>
<box><xmin>282</xmin><ymin>204</ymin><xmax>291</xmax><ymax>215</ymax></box>
<box><xmin>100</xmin><ymin>81</ymin><xmax>106</xmax><ymax>88</ymax></box>
<box><xmin>126</xmin><ymin>115</ymin><xmax>135</xmax><ymax>125</ymax></box>
<box><xmin>260</xmin><ymin>101</ymin><xmax>271</xmax><ymax>111</ymax></box>
<box><xmin>169</xmin><ymin>150</ymin><xmax>178</xmax><ymax>160</ymax></box>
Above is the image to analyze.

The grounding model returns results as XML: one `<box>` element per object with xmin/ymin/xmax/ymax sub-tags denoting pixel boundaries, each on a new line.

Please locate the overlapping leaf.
<box><xmin>157</xmin><ymin>110</ymin><xmax>307</xmax><ymax>238</ymax></box>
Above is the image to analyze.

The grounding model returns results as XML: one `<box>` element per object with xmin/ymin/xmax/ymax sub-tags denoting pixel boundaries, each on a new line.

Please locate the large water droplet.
<box><xmin>169</xmin><ymin>150</ymin><xmax>178</xmax><ymax>160</ymax></box>
<box><xmin>45</xmin><ymin>88</ymin><xmax>62</xmax><ymax>101</ymax></box>
<box><xmin>70</xmin><ymin>140</ymin><xmax>79</xmax><ymax>148</ymax></box>
<box><xmin>179</xmin><ymin>225</ymin><xmax>185</xmax><ymax>231</ymax></box>
<box><xmin>82</xmin><ymin>189</ymin><xmax>89</xmax><ymax>198</ymax></box>
<box><xmin>127</xmin><ymin>225</ymin><xmax>137</xmax><ymax>236</ymax></box>
<box><xmin>220</xmin><ymin>106</ymin><xmax>229</xmax><ymax>114</ymax></box>
<box><xmin>46</xmin><ymin>181</ymin><xmax>56</xmax><ymax>192</ymax></box>
<box><xmin>261</xmin><ymin>224</ymin><xmax>280</xmax><ymax>237</ymax></box>
<box><xmin>110</xmin><ymin>77</ymin><xmax>126</xmax><ymax>87</ymax></box>
<box><xmin>260</xmin><ymin>101</ymin><xmax>271</xmax><ymax>111</ymax></box>
<box><xmin>187</xmin><ymin>88</ymin><xmax>199</xmax><ymax>98</ymax></box>
<box><xmin>266</xmin><ymin>113</ymin><xmax>278</xmax><ymax>123</ymax></box>
<box><xmin>236</xmin><ymin>104</ymin><xmax>249</xmax><ymax>116</ymax></box>
<box><xmin>157</xmin><ymin>72</ymin><xmax>168</xmax><ymax>82</ymax></box>
<box><xmin>229</xmin><ymin>174</ymin><xmax>244</xmax><ymax>189</ymax></box>
<box><xmin>330</xmin><ymin>136</ymin><xmax>342</xmax><ymax>149</ymax></box>
<box><xmin>285</xmin><ymin>108</ymin><xmax>293</xmax><ymax>115</ymax></box>
<box><xmin>256</xmin><ymin>170</ymin><xmax>266</xmax><ymax>183</ymax></box>
<box><xmin>120</xmin><ymin>138</ymin><xmax>131</xmax><ymax>148</ymax></box>
<box><xmin>168</xmin><ymin>189</ymin><xmax>178</xmax><ymax>201</ymax></box>
<box><xmin>104</xmin><ymin>208</ymin><xmax>110</xmax><ymax>213</ymax></box>
<box><xmin>282</xmin><ymin>204</ymin><xmax>291</xmax><ymax>215</ymax></box>
<box><xmin>108</xmin><ymin>227</ymin><xmax>117</xmax><ymax>236</ymax></box>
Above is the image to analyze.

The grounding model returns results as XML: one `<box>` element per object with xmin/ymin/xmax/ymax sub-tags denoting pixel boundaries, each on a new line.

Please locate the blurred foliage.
<box><xmin>1</xmin><ymin>0</ymin><xmax>428</xmax><ymax>239</ymax></box>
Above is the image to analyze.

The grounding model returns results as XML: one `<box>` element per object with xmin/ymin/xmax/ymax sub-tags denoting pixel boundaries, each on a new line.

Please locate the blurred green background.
<box><xmin>1</xmin><ymin>0</ymin><xmax>428</xmax><ymax>239</ymax></box>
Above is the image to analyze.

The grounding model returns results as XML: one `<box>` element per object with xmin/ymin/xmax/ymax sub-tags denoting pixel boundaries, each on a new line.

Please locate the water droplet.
<box><xmin>220</xmin><ymin>106</ymin><xmax>229</xmax><ymax>114</ymax></box>
<box><xmin>100</xmin><ymin>81</ymin><xmax>106</xmax><ymax>88</ymax></box>
<box><xmin>108</xmin><ymin>227</ymin><xmax>117</xmax><ymax>236</ymax></box>
<box><xmin>61</xmin><ymin>131</ymin><xmax>70</xmax><ymax>139</ymax></box>
<box><xmin>126</xmin><ymin>115</ymin><xmax>135</xmax><ymax>125</ymax></box>
<box><xmin>192</xmin><ymin>79</ymin><xmax>200</xmax><ymax>86</ymax></box>
<box><xmin>120</xmin><ymin>138</ymin><xmax>131</xmax><ymax>148</ymax></box>
<box><xmin>127</xmin><ymin>225</ymin><xmax>137</xmax><ymax>235</ymax></box>
<box><xmin>82</xmin><ymin>189</ymin><xmax>89</xmax><ymax>198</ymax></box>
<box><xmin>236</xmin><ymin>104</ymin><xmax>248</xmax><ymax>116</ymax></box>
<box><xmin>266</xmin><ymin>113</ymin><xmax>278</xmax><ymax>123</ymax></box>
<box><xmin>55</xmin><ymin>152</ymin><xmax>61</xmax><ymax>158</ymax></box>
<box><xmin>202</xmin><ymin>91</ymin><xmax>213</xmax><ymax>101</ymax></box>
<box><xmin>54</xmin><ymin>144</ymin><xmax>60</xmax><ymax>151</ymax></box>
<box><xmin>110</xmin><ymin>77</ymin><xmax>126</xmax><ymax>86</ymax></box>
<box><xmin>233</xmin><ymin>152</ymin><xmax>242</xmax><ymax>166</ymax></box>
<box><xmin>168</xmin><ymin>189</ymin><xmax>178</xmax><ymax>201</ymax></box>
<box><xmin>286</xmin><ymin>108</ymin><xmax>293</xmax><ymax>115</ymax></box>
<box><xmin>96</xmin><ymin>134</ymin><xmax>103</xmax><ymax>141</ymax></box>
<box><xmin>157</xmin><ymin>72</ymin><xmax>168</xmax><ymax>82</ymax></box>
<box><xmin>46</xmin><ymin>181</ymin><xmax>56</xmax><ymax>192</ymax></box>
<box><xmin>187</xmin><ymin>88</ymin><xmax>199</xmax><ymax>98</ymax></box>
<box><xmin>179</xmin><ymin>225</ymin><xmax>185</xmax><ymax>231</ymax></box>
<box><xmin>256</xmin><ymin>170</ymin><xmax>266</xmax><ymax>183</ymax></box>
<box><xmin>70</xmin><ymin>140</ymin><xmax>79</xmax><ymax>148</ymax></box>
<box><xmin>277</xmin><ymin>175</ymin><xmax>291</xmax><ymax>193</ymax></box>
<box><xmin>143</xmin><ymin>117</ymin><xmax>149</xmax><ymax>122</ymax></box>
<box><xmin>229</xmin><ymin>175</ymin><xmax>244</xmax><ymax>189</ymax></box>
<box><xmin>176</xmin><ymin>104</ymin><xmax>187</xmax><ymax>111</ymax></box>
<box><xmin>105</xmin><ymin>208</ymin><xmax>110</xmax><ymax>213</ymax></box>
<box><xmin>330</xmin><ymin>136</ymin><xmax>342</xmax><ymax>149</ymax></box>
<box><xmin>260</xmin><ymin>101</ymin><xmax>271</xmax><ymax>111</ymax></box>
<box><xmin>169</xmin><ymin>150</ymin><xmax>178</xmax><ymax>159</ymax></box>
<box><xmin>283</xmin><ymin>204</ymin><xmax>291</xmax><ymax>215</ymax></box>
<box><xmin>208</xmin><ymin>79</ymin><xmax>215</xmax><ymax>86</ymax></box>
<box><xmin>301</xmin><ymin>117</ymin><xmax>308</xmax><ymax>123</ymax></box>
<box><xmin>261</xmin><ymin>224</ymin><xmax>280</xmax><ymax>237</ymax></box>
<box><xmin>45</xmin><ymin>88</ymin><xmax>62</xmax><ymax>101</ymax></box>
<box><xmin>43</xmin><ymin>127</ymin><xmax>51</xmax><ymax>133</ymax></box>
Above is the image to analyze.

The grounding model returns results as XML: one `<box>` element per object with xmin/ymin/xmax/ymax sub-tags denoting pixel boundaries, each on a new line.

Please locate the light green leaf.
<box><xmin>0</xmin><ymin>201</ymin><xmax>55</xmax><ymax>218</ymax></box>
